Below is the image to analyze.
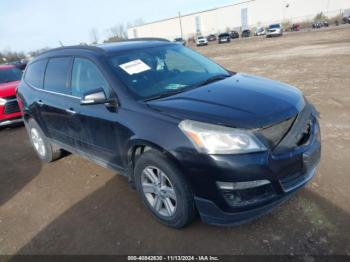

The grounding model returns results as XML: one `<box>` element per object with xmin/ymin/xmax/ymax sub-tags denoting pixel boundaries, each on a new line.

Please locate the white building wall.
<box><xmin>128</xmin><ymin>0</ymin><xmax>350</xmax><ymax>40</ymax></box>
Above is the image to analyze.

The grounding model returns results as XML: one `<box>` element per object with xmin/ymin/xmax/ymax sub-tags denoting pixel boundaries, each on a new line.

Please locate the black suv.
<box><xmin>241</xmin><ymin>29</ymin><xmax>251</xmax><ymax>38</ymax></box>
<box><xmin>17</xmin><ymin>40</ymin><xmax>321</xmax><ymax>228</ymax></box>
<box><xmin>218</xmin><ymin>33</ymin><xmax>231</xmax><ymax>44</ymax></box>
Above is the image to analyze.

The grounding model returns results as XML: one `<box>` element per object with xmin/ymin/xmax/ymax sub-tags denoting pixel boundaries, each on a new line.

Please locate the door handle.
<box><xmin>37</xmin><ymin>100</ymin><xmax>44</xmax><ymax>106</ymax></box>
<box><xmin>65</xmin><ymin>108</ymin><xmax>76</xmax><ymax>115</ymax></box>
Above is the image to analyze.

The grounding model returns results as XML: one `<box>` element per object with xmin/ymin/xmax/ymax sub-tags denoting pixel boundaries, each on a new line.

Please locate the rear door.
<box><xmin>40</xmin><ymin>56</ymin><xmax>77</xmax><ymax>146</ymax></box>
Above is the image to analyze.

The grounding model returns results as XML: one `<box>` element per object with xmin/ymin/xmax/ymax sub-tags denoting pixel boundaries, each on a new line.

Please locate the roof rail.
<box><xmin>122</xmin><ymin>37</ymin><xmax>170</xmax><ymax>42</ymax></box>
<box><xmin>37</xmin><ymin>45</ymin><xmax>104</xmax><ymax>57</ymax></box>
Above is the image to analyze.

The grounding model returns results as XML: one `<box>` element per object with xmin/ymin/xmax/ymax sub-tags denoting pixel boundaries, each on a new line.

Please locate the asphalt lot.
<box><xmin>1</xmin><ymin>25</ymin><xmax>350</xmax><ymax>255</ymax></box>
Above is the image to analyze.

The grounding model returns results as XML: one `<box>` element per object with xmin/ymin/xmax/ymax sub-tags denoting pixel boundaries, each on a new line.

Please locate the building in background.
<box><xmin>127</xmin><ymin>0</ymin><xmax>350</xmax><ymax>40</ymax></box>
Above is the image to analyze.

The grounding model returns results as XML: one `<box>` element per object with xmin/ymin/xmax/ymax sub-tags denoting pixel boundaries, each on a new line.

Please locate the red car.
<box><xmin>0</xmin><ymin>65</ymin><xmax>23</xmax><ymax>127</ymax></box>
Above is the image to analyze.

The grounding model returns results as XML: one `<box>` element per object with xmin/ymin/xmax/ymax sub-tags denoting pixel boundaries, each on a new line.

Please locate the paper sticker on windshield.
<box><xmin>119</xmin><ymin>59</ymin><xmax>151</xmax><ymax>75</ymax></box>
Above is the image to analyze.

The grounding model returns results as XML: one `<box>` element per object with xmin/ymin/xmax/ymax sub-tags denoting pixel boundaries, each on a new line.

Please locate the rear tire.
<box><xmin>26</xmin><ymin>119</ymin><xmax>62</xmax><ymax>162</ymax></box>
<box><xmin>134</xmin><ymin>150</ymin><xmax>196</xmax><ymax>228</ymax></box>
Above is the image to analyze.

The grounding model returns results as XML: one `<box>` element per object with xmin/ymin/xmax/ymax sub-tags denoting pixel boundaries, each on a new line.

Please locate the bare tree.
<box><xmin>28</xmin><ymin>47</ymin><xmax>50</xmax><ymax>58</ymax></box>
<box><xmin>110</xmin><ymin>24</ymin><xmax>127</xmax><ymax>39</ymax></box>
<box><xmin>104</xmin><ymin>23</ymin><xmax>128</xmax><ymax>43</ymax></box>
<box><xmin>1</xmin><ymin>49</ymin><xmax>26</xmax><ymax>62</ymax></box>
<box><xmin>90</xmin><ymin>28</ymin><xmax>99</xmax><ymax>44</ymax></box>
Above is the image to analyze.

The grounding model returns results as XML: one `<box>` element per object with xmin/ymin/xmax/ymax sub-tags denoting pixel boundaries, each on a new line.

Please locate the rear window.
<box><xmin>24</xmin><ymin>60</ymin><xmax>47</xmax><ymax>88</ymax></box>
<box><xmin>0</xmin><ymin>67</ymin><xmax>22</xmax><ymax>84</ymax></box>
<box><xmin>44</xmin><ymin>57</ymin><xmax>72</xmax><ymax>95</ymax></box>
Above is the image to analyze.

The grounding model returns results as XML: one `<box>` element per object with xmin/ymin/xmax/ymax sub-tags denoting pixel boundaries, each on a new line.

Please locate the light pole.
<box><xmin>178</xmin><ymin>12</ymin><xmax>183</xmax><ymax>39</ymax></box>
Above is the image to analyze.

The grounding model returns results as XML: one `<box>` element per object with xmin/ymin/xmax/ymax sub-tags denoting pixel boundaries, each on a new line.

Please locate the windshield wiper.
<box><xmin>144</xmin><ymin>89</ymin><xmax>187</xmax><ymax>102</ymax></box>
<box><xmin>144</xmin><ymin>74</ymin><xmax>230</xmax><ymax>102</ymax></box>
<box><xmin>195</xmin><ymin>74</ymin><xmax>230</xmax><ymax>88</ymax></box>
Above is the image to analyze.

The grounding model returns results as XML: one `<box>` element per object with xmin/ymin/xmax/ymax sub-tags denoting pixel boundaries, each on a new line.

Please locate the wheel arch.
<box><xmin>126</xmin><ymin>139</ymin><xmax>185</xmax><ymax>188</ymax></box>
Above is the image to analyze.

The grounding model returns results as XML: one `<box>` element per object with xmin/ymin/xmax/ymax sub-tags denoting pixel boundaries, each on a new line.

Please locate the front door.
<box><xmin>69</xmin><ymin>57</ymin><xmax>125</xmax><ymax>168</ymax></box>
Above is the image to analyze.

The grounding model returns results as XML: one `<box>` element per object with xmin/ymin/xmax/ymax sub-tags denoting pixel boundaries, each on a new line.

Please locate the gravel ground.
<box><xmin>0</xmin><ymin>25</ymin><xmax>350</xmax><ymax>255</ymax></box>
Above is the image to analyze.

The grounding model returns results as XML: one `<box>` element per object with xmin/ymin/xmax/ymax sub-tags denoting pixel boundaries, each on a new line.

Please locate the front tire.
<box><xmin>26</xmin><ymin>119</ymin><xmax>62</xmax><ymax>162</ymax></box>
<box><xmin>134</xmin><ymin>150</ymin><xmax>196</xmax><ymax>228</ymax></box>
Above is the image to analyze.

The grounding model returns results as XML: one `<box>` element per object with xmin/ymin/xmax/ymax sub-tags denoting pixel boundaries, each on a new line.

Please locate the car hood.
<box><xmin>146</xmin><ymin>73</ymin><xmax>305</xmax><ymax>129</ymax></box>
<box><xmin>0</xmin><ymin>80</ymin><xmax>19</xmax><ymax>98</ymax></box>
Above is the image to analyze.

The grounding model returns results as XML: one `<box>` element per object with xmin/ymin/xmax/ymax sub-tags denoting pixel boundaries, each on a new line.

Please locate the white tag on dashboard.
<box><xmin>119</xmin><ymin>59</ymin><xmax>151</xmax><ymax>75</ymax></box>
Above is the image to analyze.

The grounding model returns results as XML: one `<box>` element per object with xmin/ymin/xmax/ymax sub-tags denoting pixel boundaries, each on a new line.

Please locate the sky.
<box><xmin>0</xmin><ymin>0</ymin><xmax>238</xmax><ymax>53</ymax></box>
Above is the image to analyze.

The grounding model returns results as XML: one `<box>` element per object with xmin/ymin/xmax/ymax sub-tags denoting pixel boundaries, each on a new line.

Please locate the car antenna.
<box><xmin>59</xmin><ymin>41</ymin><xmax>64</xmax><ymax>47</ymax></box>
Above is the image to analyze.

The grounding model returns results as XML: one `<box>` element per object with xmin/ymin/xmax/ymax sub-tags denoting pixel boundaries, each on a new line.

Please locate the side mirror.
<box><xmin>80</xmin><ymin>88</ymin><xmax>117</xmax><ymax>107</ymax></box>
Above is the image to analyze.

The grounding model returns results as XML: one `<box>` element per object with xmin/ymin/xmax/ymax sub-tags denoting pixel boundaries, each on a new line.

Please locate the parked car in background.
<box><xmin>229</xmin><ymin>30</ymin><xmax>240</xmax><ymax>39</ymax></box>
<box><xmin>312</xmin><ymin>21</ymin><xmax>328</xmax><ymax>29</ymax></box>
<box><xmin>255</xmin><ymin>27</ymin><xmax>266</xmax><ymax>36</ymax></box>
<box><xmin>218</xmin><ymin>33</ymin><xmax>231</xmax><ymax>44</ymax></box>
<box><xmin>266</xmin><ymin>24</ymin><xmax>283</xmax><ymax>37</ymax></box>
<box><xmin>291</xmin><ymin>24</ymin><xmax>300</xmax><ymax>31</ymax></box>
<box><xmin>0</xmin><ymin>65</ymin><xmax>23</xmax><ymax>127</ymax></box>
<box><xmin>207</xmin><ymin>34</ymin><xmax>217</xmax><ymax>41</ymax></box>
<box><xmin>342</xmin><ymin>15</ymin><xmax>350</xmax><ymax>24</ymax></box>
<box><xmin>196</xmin><ymin>36</ymin><xmax>208</xmax><ymax>47</ymax></box>
<box><xmin>173</xmin><ymin>37</ymin><xmax>186</xmax><ymax>46</ymax></box>
<box><xmin>241</xmin><ymin>29</ymin><xmax>251</xmax><ymax>38</ymax></box>
<box><xmin>9</xmin><ymin>60</ymin><xmax>27</xmax><ymax>71</ymax></box>
<box><xmin>17</xmin><ymin>40</ymin><xmax>321</xmax><ymax>228</ymax></box>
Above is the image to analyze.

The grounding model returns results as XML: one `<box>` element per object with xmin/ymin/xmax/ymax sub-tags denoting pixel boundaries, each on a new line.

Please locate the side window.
<box><xmin>71</xmin><ymin>58</ymin><xmax>110</xmax><ymax>97</ymax></box>
<box><xmin>25</xmin><ymin>60</ymin><xmax>47</xmax><ymax>89</ymax></box>
<box><xmin>44</xmin><ymin>57</ymin><xmax>72</xmax><ymax>95</ymax></box>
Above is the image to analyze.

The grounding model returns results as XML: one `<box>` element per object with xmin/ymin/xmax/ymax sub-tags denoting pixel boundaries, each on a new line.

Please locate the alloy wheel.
<box><xmin>141</xmin><ymin>166</ymin><xmax>177</xmax><ymax>217</ymax></box>
<box><xmin>30</xmin><ymin>128</ymin><xmax>46</xmax><ymax>157</ymax></box>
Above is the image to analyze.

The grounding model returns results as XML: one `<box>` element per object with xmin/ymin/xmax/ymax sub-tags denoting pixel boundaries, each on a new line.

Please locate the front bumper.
<box><xmin>266</xmin><ymin>30</ymin><xmax>282</xmax><ymax>36</ymax></box>
<box><xmin>0</xmin><ymin>117</ymin><xmax>23</xmax><ymax>127</ymax></box>
<box><xmin>195</xmin><ymin>167</ymin><xmax>317</xmax><ymax>226</ymax></box>
<box><xmin>175</xmin><ymin>114</ymin><xmax>321</xmax><ymax>226</ymax></box>
<box><xmin>218</xmin><ymin>38</ymin><xmax>230</xmax><ymax>43</ymax></box>
<box><xmin>0</xmin><ymin>103</ymin><xmax>22</xmax><ymax>126</ymax></box>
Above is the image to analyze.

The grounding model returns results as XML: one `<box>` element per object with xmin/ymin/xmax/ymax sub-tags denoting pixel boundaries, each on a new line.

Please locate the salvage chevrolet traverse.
<box><xmin>17</xmin><ymin>39</ymin><xmax>321</xmax><ymax>228</ymax></box>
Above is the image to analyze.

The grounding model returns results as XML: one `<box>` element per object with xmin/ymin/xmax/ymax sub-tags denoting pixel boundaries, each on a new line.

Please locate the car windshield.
<box><xmin>0</xmin><ymin>67</ymin><xmax>22</xmax><ymax>84</ymax></box>
<box><xmin>198</xmin><ymin>37</ymin><xmax>204</xmax><ymax>39</ymax></box>
<box><xmin>109</xmin><ymin>44</ymin><xmax>229</xmax><ymax>100</ymax></box>
<box><xmin>269</xmin><ymin>24</ymin><xmax>280</xmax><ymax>29</ymax></box>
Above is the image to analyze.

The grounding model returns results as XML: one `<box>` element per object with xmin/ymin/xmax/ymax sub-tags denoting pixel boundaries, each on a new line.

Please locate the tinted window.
<box><xmin>0</xmin><ymin>67</ymin><xmax>22</xmax><ymax>84</ymax></box>
<box><xmin>24</xmin><ymin>60</ymin><xmax>47</xmax><ymax>88</ymax></box>
<box><xmin>44</xmin><ymin>57</ymin><xmax>72</xmax><ymax>94</ymax></box>
<box><xmin>71</xmin><ymin>58</ymin><xmax>110</xmax><ymax>97</ymax></box>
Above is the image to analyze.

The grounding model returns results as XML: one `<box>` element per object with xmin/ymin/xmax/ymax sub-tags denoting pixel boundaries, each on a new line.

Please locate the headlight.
<box><xmin>0</xmin><ymin>98</ymin><xmax>7</xmax><ymax>106</ymax></box>
<box><xmin>179</xmin><ymin>120</ymin><xmax>266</xmax><ymax>154</ymax></box>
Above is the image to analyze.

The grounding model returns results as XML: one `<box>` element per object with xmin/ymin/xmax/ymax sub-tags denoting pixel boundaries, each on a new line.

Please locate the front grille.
<box><xmin>4</xmin><ymin>100</ymin><xmax>20</xmax><ymax>114</ymax></box>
